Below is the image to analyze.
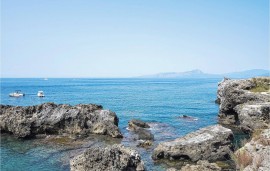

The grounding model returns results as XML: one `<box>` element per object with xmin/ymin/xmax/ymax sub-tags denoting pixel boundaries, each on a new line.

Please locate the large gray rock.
<box><xmin>152</xmin><ymin>125</ymin><xmax>233</xmax><ymax>162</ymax></box>
<box><xmin>0</xmin><ymin>103</ymin><xmax>122</xmax><ymax>138</ymax></box>
<box><xmin>235</xmin><ymin>103</ymin><xmax>270</xmax><ymax>133</ymax></box>
<box><xmin>70</xmin><ymin>144</ymin><xmax>145</xmax><ymax>171</ymax></box>
<box><xmin>217</xmin><ymin>77</ymin><xmax>270</xmax><ymax>132</ymax></box>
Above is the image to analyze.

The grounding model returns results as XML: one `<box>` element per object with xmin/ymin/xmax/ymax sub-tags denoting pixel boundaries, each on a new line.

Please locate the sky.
<box><xmin>1</xmin><ymin>0</ymin><xmax>269</xmax><ymax>78</ymax></box>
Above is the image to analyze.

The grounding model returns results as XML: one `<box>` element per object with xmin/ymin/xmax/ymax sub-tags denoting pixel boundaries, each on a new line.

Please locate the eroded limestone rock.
<box><xmin>234</xmin><ymin>129</ymin><xmax>270</xmax><ymax>171</ymax></box>
<box><xmin>0</xmin><ymin>103</ymin><xmax>123</xmax><ymax>138</ymax></box>
<box><xmin>70</xmin><ymin>144</ymin><xmax>145</xmax><ymax>171</ymax></box>
<box><xmin>152</xmin><ymin>125</ymin><xmax>233</xmax><ymax>162</ymax></box>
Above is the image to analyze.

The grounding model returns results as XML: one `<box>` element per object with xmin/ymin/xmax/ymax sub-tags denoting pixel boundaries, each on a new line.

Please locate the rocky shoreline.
<box><xmin>1</xmin><ymin>77</ymin><xmax>269</xmax><ymax>171</ymax></box>
<box><xmin>0</xmin><ymin>103</ymin><xmax>122</xmax><ymax>138</ymax></box>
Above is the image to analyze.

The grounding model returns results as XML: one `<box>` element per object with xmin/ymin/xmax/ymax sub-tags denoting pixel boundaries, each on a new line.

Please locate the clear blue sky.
<box><xmin>1</xmin><ymin>0</ymin><xmax>269</xmax><ymax>78</ymax></box>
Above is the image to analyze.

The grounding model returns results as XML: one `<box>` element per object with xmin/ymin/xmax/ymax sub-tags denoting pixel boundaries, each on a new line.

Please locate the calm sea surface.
<box><xmin>0</xmin><ymin>78</ymin><xmax>221</xmax><ymax>170</ymax></box>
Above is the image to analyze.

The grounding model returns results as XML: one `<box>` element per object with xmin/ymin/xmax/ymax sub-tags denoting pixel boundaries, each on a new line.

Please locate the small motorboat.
<box><xmin>9</xmin><ymin>90</ymin><xmax>25</xmax><ymax>97</ymax></box>
<box><xmin>37</xmin><ymin>91</ymin><xmax>45</xmax><ymax>97</ymax></box>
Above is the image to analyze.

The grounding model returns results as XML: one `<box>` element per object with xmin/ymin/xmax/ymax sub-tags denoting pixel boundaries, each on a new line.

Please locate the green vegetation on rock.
<box><xmin>250</xmin><ymin>77</ymin><xmax>270</xmax><ymax>92</ymax></box>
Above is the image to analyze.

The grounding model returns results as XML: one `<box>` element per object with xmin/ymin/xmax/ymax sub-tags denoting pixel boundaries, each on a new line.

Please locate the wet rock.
<box><xmin>137</xmin><ymin>140</ymin><xmax>153</xmax><ymax>148</ymax></box>
<box><xmin>0</xmin><ymin>103</ymin><xmax>123</xmax><ymax>138</ymax></box>
<box><xmin>128</xmin><ymin>119</ymin><xmax>154</xmax><ymax>141</ymax></box>
<box><xmin>135</xmin><ymin>127</ymin><xmax>154</xmax><ymax>140</ymax></box>
<box><xmin>70</xmin><ymin>144</ymin><xmax>145</xmax><ymax>171</ymax></box>
<box><xmin>128</xmin><ymin>119</ymin><xmax>150</xmax><ymax>130</ymax></box>
<box><xmin>234</xmin><ymin>129</ymin><xmax>270</xmax><ymax>171</ymax></box>
<box><xmin>152</xmin><ymin>125</ymin><xmax>233</xmax><ymax>162</ymax></box>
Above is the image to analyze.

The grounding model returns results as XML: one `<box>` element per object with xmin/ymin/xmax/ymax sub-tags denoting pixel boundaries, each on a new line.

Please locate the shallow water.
<box><xmin>0</xmin><ymin>78</ymin><xmax>220</xmax><ymax>170</ymax></box>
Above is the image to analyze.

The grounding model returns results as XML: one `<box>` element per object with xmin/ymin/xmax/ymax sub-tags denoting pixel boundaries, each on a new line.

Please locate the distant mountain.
<box><xmin>138</xmin><ymin>69</ymin><xmax>269</xmax><ymax>79</ymax></box>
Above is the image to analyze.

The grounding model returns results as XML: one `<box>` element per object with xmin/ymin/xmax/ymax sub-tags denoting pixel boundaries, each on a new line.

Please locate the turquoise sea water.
<box><xmin>0</xmin><ymin>78</ymin><xmax>221</xmax><ymax>170</ymax></box>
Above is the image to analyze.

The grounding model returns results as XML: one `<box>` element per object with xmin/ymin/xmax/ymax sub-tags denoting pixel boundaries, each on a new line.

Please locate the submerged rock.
<box><xmin>0</xmin><ymin>103</ymin><xmax>123</xmax><ymax>138</ymax></box>
<box><xmin>152</xmin><ymin>125</ymin><xmax>233</xmax><ymax>162</ymax></box>
<box><xmin>70</xmin><ymin>144</ymin><xmax>145</xmax><ymax>171</ymax></box>
<box><xmin>178</xmin><ymin>115</ymin><xmax>198</xmax><ymax>121</ymax></box>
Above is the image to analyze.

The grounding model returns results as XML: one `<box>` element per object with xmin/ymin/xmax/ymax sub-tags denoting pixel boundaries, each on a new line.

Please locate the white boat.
<box><xmin>9</xmin><ymin>90</ymin><xmax>25</xmax><ymax>97</ymax></box>
<box><xmin>37</xmin><ymin>91</ymin><xmax>45</xmax><ymax>97</ymax></box>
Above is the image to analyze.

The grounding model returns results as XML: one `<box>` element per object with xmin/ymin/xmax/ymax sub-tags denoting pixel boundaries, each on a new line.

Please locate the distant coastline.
<box><xmin>138</xmin><ymin>69</ymin><xmax>270</xmax><ymax>79</ymax></box>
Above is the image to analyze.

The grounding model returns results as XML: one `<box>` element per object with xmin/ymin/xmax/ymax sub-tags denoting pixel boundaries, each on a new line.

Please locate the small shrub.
<box><xmin>250</xmin><ymin>78</ymin><xmax>270</xmax><ymax>93</ymax></box>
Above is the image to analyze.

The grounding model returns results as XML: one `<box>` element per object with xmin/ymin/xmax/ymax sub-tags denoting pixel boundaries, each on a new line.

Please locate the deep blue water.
<box><xmin>0</xmin><ymin>78</ymin><xmax>221</xmax><ymax>170</ymax></box>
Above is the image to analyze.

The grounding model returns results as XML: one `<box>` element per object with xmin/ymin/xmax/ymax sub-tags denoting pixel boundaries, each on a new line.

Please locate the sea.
<box><xmin>0</xmin><ymin>78</ymin><xmax>222</xmax><ymax>171</ymax></box>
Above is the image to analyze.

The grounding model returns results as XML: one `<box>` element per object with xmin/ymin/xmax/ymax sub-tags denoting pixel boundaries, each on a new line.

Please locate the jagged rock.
<box><xmin>0</xmin><ymin>103</ymin><xmax>123</xmax><ymax>138</ymax></box>
<box><xmin>234</xmin><ymin>129</ymin><xmax>270</xmax><ymax>171</ymax></box>
<box><xmin>128</xmin><ymin>119</ymin><xmax>150</xmax><ymax>130</ymax></box>
<box><xmin>70</xmin><ymin>144</ymin><xmax>145</xmax><ymax>171</ymax></box>
<box><xmin>180</xmin><ymin>160</ymin><xmax>221</xmax><ymax>171</ymax></box>
<box><xmin>178</xmin><ymin>115</ymin><xmax>198</xmax><ymax>121</ymax></box>
<box><xmin>166</xmin><ymin>161</ymin><xmax>222</xmax><ymax>171</ymax></box>
<box><xmin>128</xmin><ymin>119</ymin><xmax>154</xmax><ymax>141</ymax></box>
<box><xmin>217</xmin><ymin>77</ymin><xmax>270</xmax><ymax>132</ymax></box>
<box><xmin>137</xmin><ymin>140</ymin><xmax>153</xmax><ymax>148</ymax></box>
<box><xmin>235</xmin><ymin>103</ymin><xmax>270</xmax><ymax>133</ymax></box>
<box><xmin>152</xmin><ymin>125</ymin><xmax>233</xmax><ymax>162</ymax></box>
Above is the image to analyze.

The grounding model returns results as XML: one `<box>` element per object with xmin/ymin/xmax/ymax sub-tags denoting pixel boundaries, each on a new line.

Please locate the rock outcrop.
<box><xmin>179</xmin><ymin>160</ymin><xmax>221</xmax><ymax>171</ymax></box>
<box><xmin>166</xmin><ymin>161</ymin><xmax>222</xmax><ymax>171</ymax></box>
<box><xmin>217</xmin><ymin>77</ymin><xmax>270</xmax><ymax>133</ymax></box>
<box><xmin>0</xmin><ymin>103</ymin><xmax>123</xmax><ymax>138</ymax></box>
<box><xmin>128</xmin><ymin>119</ymin><xmax>154</xmax><ymax>141</ymax></box>
<box><xmin>152</xmin><ymin>125</ymin><xmax>233</xmax><ymax>162</ymax></box>
<box><xmin>128</xmin><ymin>119</ymin><xmax>150</xmax><ymax>129</ymax></box>
<box><xmin>234</xmin><ymin>129</ymin><xmax>270</xmax><ymax>171</ymax></box>
<box><xmin>235</xmin><ymin>103</ymin><xmax>270</xmax><ymax>133</ymax></box>
<box><xmin>137</xmin><ymin>140</ymin><xmax>153</xmax><ymax>148</ymax></box>
<box><xmin>70</xmin><ymin>144</ymin><xmax>145</xmax><ymax>171</ymax></box>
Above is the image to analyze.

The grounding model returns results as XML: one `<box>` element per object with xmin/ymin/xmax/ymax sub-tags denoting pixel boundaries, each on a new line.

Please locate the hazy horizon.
<box><xmin>0</xmin><ymin>68</ymin><xmax>269</xmax><ymax>78</ymax></box>
<box><xmin>1</xmin><ymin>0</ymin><xmax>269</xmax><ymax>78</ymax></box>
